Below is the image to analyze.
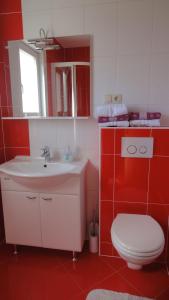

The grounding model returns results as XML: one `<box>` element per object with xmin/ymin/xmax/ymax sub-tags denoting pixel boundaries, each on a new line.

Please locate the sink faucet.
<box><xmin>41</xmin><ymin>146</ymin><xmax>50</xmax><ymax>164</ymax></box>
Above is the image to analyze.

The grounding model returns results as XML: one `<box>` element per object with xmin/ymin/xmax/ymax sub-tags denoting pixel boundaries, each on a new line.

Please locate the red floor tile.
<box><xmin>73</xmin><ymin>272</ymin><xmax>141</xmax><ymax>300</ymax></box>
<box><xmin>101</xmin><ymin>256</ymin><xmax>126</xmax><ymax>272</ymax></box>
<box><xmin>62</xmin><ymin>253</ymin><xmax>114</xmax><ymax>290</ymax></box>
<box><xmin>157</xmin><ymin>287</ymin><xmax>169</xmax><ymax>300</ymax></box>
<box><xmin>119</xmin><ymin>263</ymin><xmax>169</xmax><ymax>298</ymax></box>
<box><xmin>0</xmin><ymin>245</ymin><xmax>169</xmax><ymax>300</ymax></box>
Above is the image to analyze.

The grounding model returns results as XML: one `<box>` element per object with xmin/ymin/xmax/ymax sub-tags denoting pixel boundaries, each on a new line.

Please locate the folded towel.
<box><xmin>130</xmin><ymin>112</ymin><xmax>161</xmax><ymax>120</ymax></box>
<box><xmin>95</xmin><ymin>103</ymin><xmax>128</xmax><ymax>118</ymax></box>
<box><xmin>129</xmin><ymin>119</ymin><xmax>160</xmax><ymax>127</ymax></box>
<box><xmin>98</xmin><ymin>120</ymin><xmax>129</xmax><ymax>127</ymax></box>
<box><xmin>98</xmin><ymin>114</ymin><xmax>129</xmax><ymax>123</ymax></box>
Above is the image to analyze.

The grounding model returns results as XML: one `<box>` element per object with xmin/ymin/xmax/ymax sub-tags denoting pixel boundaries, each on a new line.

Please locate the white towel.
<box><xmin>129</xmin><ymin>119</ymin><xmax>160</xmax><ymax>127</ymax></box>
<box><xmin>98</xmin><ymin>121</ymin><xmax>129</xmax><ymax>127</ymax></box>
<box><xmin>95</xmin><ymin>103</ymin><xmax>128</xmax><ymax>118</ymax></box>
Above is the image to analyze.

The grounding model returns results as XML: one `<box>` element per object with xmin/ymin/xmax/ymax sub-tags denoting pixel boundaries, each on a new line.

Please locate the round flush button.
<box><xmin>139</xmin><ymin>145</ymin><xmax>147</xmax><ymax>154</ymax></box>
<box><xmin>127</xmin><ymin>145</ymin><xmax>137</xmax><ymax>154</ymax></box>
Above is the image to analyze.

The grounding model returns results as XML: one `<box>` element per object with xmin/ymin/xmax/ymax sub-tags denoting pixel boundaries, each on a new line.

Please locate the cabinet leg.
<box><xmin>72</xmin><ymin>251</ymin><xmax>77</xmax><ymax>262</ymax></box>
<box><xmin>13</xmin><ymin>245</ymin><xmax>18</xmax><ymax>255</ymax></box>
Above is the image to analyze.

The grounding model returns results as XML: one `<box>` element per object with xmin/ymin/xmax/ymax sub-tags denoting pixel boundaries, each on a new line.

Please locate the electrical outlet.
<box><xmin>112</xmin><ymin>94</ymin><xmax>123</xmax><ymax>104</ymax></box>
<box><xmin>104</xmin><ymin>94</ymin><xmax>112</xmax><ymax>104</ymax></box>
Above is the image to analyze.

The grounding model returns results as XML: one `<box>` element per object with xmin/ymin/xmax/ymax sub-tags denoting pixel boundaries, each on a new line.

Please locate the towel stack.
<box><xmin>129</xmin><ymin>112</ymin><xmax>161</xmax><ymax>127</ymax></box>
<box><xmin>96</xmin><ymin>103</ymin><xmax>129</xmax><ymax>127</ymax></box>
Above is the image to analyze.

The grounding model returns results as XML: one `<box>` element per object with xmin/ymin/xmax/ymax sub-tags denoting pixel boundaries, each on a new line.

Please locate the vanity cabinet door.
<box><xmin>2</xmin><ymin>191</ymin><xmax>42</xmax><ymax>247</ymax></box>
<box><xmin>40</xmin><ymin>194</ymin><xmax>81</xmax><ymax>251</ymax></box>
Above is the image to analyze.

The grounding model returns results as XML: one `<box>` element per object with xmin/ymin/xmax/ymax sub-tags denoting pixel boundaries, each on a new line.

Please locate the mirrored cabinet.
<box><xmin>4</xmin><ymin>35</ymin><xmax>91</xmax><ymax>119</ymax></box>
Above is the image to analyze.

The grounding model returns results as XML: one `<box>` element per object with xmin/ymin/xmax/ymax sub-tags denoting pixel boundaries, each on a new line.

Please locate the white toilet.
<box><xmin>111</xmin><ymin>214</ymin><xmax>165</xmax><ymax>270</ymax></box>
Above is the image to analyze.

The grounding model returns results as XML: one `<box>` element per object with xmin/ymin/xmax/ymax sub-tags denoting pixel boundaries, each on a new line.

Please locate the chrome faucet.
<box><xmin>41</xmin><ymin>146</ymin><xmax>50</xmax><ymax>164</ymax></box>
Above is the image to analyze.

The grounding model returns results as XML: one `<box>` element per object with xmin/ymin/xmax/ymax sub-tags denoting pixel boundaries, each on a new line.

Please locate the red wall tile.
<box><xmin>100</xmin><ymin>242</ymin><xmax>113</xmax><ymax>256</ymax></box>
<box><xmin>151</xmin><ymin>129</ymin><xmax>169</xmax><ymax>156</ymax></box>
<box><xmin>101</xmin><ymin>155</ymin><xmax>114</xmax><ymax>200</ymax></box>
<box><xmin>149</xmin><ymin>157</ymin><xmax>169</xmax><ymax>204</ymax></box>
<box><xmin>114</xmin><ymin>156</ymin><xmax>149</xmax><ymax>203</ymax></box>
<box><xmin>3</xmin><ymin>120</ymin><xmax>30</xmax><ymax>148</ymax></box>
<box><xmin>100</xmin><ymin>201</ymin><xmax>113</xmax><ymax>243</ymax></box>
<box><xmin>0</xmin><ymin>13</ymin><xmax>23</xmax><ymax>41</ymax></box>
<box><xmin>100</xmin><ymin>128</ymin><xmax>169</xmax><ymax>262</ymax></box>
<box><xmin>115</xmin><ymin>128</ymin><xmax>151</xmax><ymax>154</ymax></box>
<box><xmin>5</xmin><ymin>147</ymin><xmax>30</xmax><ymax>161</ymax></box>
<box><xmin>114</xmin><ymin>202</ymin><xmax>147</xmax><ymax>217</ymax></box>
<box><xmin>65</xmin><ymin>47</ymin><xmax>90</xmax><ymax>62</ymax></box>
<box><xmin>101</xmin><ymin>129</ymin><xmax>115</xmax><ymax>154</ymax></box>
<box><xmin>0</xmin><ymin>0</ymin><xmax>22</xmax><ymax>13</ymax></box>
<box><xmin>0</xmin><ymin>148</ymin><xmax>5</xmax><ymax>164</ymax></box>
<box><xmin>148</xmin><ymin>204</ymin><xmax>169</xmax><ymax>262</ymax></box>
<box><xmin>0</xmin><ymin>64</ymin><xmax>8</xmax><ymax>106</ymax></box>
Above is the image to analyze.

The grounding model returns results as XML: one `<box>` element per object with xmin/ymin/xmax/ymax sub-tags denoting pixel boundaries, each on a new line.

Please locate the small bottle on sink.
<box><xmin>63</xmin><ymin>146</ymin><xmax>73</xmax><ymax>162</ymax></box>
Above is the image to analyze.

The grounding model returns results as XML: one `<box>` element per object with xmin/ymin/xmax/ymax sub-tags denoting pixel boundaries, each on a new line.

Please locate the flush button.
<box><xmin>121</xmin><ymin>137</ymin><xmax>154</xmax><ymax>158</ymax></box>
<box><xmin>139</xmin><ymin>145</ymin><xmax>147</xmax><ymax>154</ymax></box>
<box><xmin>127</xmin><ymin>145</ymin><xmax>137</xmax><ymax>154</ymax></box>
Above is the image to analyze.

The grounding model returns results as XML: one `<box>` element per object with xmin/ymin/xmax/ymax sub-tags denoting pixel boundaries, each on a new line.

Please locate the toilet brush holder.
<box><xmin>89</xmin><ymin>222</ymin><xmax>99</xmax><ymax>253</ymax></box>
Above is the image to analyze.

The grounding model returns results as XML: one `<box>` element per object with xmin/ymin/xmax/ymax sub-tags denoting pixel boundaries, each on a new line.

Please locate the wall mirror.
<box><xmin>5</xmin><ymin>34</ymin><xmax>91</xmax><ymax>119</ymax></box>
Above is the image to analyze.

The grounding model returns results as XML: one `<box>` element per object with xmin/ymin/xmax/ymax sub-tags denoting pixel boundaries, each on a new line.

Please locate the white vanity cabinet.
<box><xmin>2</xmin><ymin>191</ymin><xmax>41</xmax><ymax>247</ymax></box>
<box><xmin>40</xmin><ymin>194</ymin><xmax>82</xmax><ymax>251</ymax></box>
<box><xmin>1</xmin><ymin>172</ymin><xmax>86</xmax><ymax>254</ymax></box>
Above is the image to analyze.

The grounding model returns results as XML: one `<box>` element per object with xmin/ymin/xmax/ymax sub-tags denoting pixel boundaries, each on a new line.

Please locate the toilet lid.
<box><xmin>111</xmin><ymin>214</ymin><xmax>165</xmax><ymax>253</ymax></box>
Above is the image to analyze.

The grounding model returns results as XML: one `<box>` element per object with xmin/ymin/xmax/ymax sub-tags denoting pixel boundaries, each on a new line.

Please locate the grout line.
<box><xmin>101</xmin><ymin>200</ymin><xmax>169</xmax><ymax>206</ymax></box>
<box><xmin>1</xmin><ymin>119</ymin><xmax>6</xmax><ymax>161</ymax></box>
<box><xmin>98</xmin><ymin>128</ymin><xmax>101</xmax><ymax>256</ymax></box>
<box><xmin>146</xmin><ymin>128</ymin><xmax>152</xmax><ymax>214</ymax></box>
<box><xmin>4</xmin><ymin>65</ymin><xmax>9</xmax><ymax>108</ymax></box>
<box><xmin>114</xmin><ymin>270</ymin><xmax>142</xmax><ymax>296</ymax></box>
<box><xmin>102</xmin><ymin>153</ymin><xmax>169</xmax><ymax>158</ymax></box>
<box><xmin>0</xmin><ymin>12</ymin><xmax>22</xmax><ymax>15</ymax></box>
<box><xmin>113</xmin><ymin>129</ymin><xmax>116</xmax><ymax>220</ymax></box>
<box><xmin>165</xmin><ymin>216</ymin><xmax>169</xmax><ymax>267</ymax></box>
<box><xmin>5</xmin><ymin>146</ymin><xmax>30</xmax><ymax>149</ymax></box>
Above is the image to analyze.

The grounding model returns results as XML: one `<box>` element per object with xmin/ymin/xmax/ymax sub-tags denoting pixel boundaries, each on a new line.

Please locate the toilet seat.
<box><xmin>112</xmin><ymin>233</ymin><xmax>164</xmax><ymax>258</ymax></box>
<box><xmin>111</xmin><ymin>214</ymin><xmax>165</xmax><ymax>254</ymax></box>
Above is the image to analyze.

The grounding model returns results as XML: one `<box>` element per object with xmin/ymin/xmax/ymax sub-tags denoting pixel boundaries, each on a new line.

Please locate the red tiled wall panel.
<box><xmin>100</xmin><ymin>128</ymin><xmax>169</xmax><ymax>263</ymax></box>
<box><xmin>0</xmin><ymin>0</ymin><xmax>27</xmax><ymax>240</ymax></box>
<box><xmin>3</xmin><ymin>119</ymin><xmax>30</xmax><ymax>160</ymax></box>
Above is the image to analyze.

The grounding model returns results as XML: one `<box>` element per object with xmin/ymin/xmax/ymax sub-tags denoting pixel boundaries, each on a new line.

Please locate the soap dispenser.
<box><xmin>63</xmin><ymin>146</ymin><xmax>73</xmax><ymax>162</ymax></box>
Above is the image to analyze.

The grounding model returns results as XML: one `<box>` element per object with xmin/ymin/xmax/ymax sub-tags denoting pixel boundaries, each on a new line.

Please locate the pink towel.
<box><xmin>129</xmin><ymin>112</ymin><xmax>161</xmax><ymax>120</ymax></box>
<box><xmin>98</xmin><ymin>114</ymin><xmax>129</xmax><ymax>123</ymax></box>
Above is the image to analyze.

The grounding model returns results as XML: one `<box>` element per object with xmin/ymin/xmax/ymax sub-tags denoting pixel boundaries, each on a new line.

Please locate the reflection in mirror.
<box><xmin>5</xmin><ymin>35</ymin><xmax>90</xmax><ymax>118</ymax></box>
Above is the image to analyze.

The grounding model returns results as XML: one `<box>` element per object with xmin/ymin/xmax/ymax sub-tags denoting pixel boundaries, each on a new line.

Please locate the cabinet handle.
<box><xmin>26</xmin><ymin>196</ymin><xmax>37</xmax><ymax>200</ymax></box>
<box><xmin>42</xmin><ymin>197</ymin><xmax>53</xmax><ymax>201</ymax></box>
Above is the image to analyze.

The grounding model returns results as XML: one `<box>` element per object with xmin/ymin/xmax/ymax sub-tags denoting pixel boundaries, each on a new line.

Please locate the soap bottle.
<box><xmin>63</xmin><ymin>146</ymin><xmax>73</xmax><ymax>162</ymax></box>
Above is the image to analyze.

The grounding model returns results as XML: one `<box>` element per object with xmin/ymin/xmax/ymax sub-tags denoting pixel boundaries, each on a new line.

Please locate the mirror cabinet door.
<box><xmin>2</xmin><ymin>35</ymin><xmax>90</xmax><ymax>119</ymax></box>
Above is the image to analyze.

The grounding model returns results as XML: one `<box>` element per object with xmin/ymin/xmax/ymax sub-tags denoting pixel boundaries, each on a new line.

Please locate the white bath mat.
<box><xmin>86</xmin><ymin>289</ymin><xmax>154</xmax><ymax>300</ymax></box>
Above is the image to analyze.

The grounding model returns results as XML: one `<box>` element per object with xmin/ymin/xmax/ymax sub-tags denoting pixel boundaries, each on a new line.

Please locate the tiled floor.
<box><xmin>0</xmin><ymin>244</ymin><xmax>169</xmax><ymax>300</ymax></box>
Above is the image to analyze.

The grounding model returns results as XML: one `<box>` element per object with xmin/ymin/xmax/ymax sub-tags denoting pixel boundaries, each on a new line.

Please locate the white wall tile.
<box><xmin>51</xmin><ymin>7</ymin><xmax>84</xmax><ymax>36</ymax></box>
<box><xmin>152</xmin><ymin>0</ymin><xmax>169</xmax><ymax>53</ymax></box>
<box><xmin>93</xmin><ymin>57</ymin><xmax>117</xmax><ymax>107</ymax></box>
<box><xmin>22</xmin><ymin>0</ymin><xmax>52</xmax><ymax>13</ymax></box>
<box><xmin>118</xmin><ymin>0</ymin><xmax>153</xmax><ymax>55</ymax></box>
<box><xmin>21</xmin><ymin>0</ymin><xmax>169</xmax><ymax>226</ymax></box>
<box><xmin>23</xmin><ymin>12</ymin><xmax>52</xmax><ymax>39</ymax></box>
<box><xmin>116</xmin><ymin>55</ymin><xmax>150</xmax><ymax>108</ymax></box>
<box><xmin>51</xmin><ymin>0</ymin><xmax>84</xmax><ymax>8</ymax></box>
<box><xmin>149</xmin><ymin>54</ymin><xmax>169</xmax><ymax>107</ymax></box>
<box><xmin>84</xmin><ymin>3</ymin><xmax>117</xmax><ymax>57</ymax></box>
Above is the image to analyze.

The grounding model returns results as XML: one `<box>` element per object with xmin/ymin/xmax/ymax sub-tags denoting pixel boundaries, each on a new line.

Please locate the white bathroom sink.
<box><xmin>0</xmin><ymin>156</ymin><xmax>87</xmax><ymax>179</ymax></box>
